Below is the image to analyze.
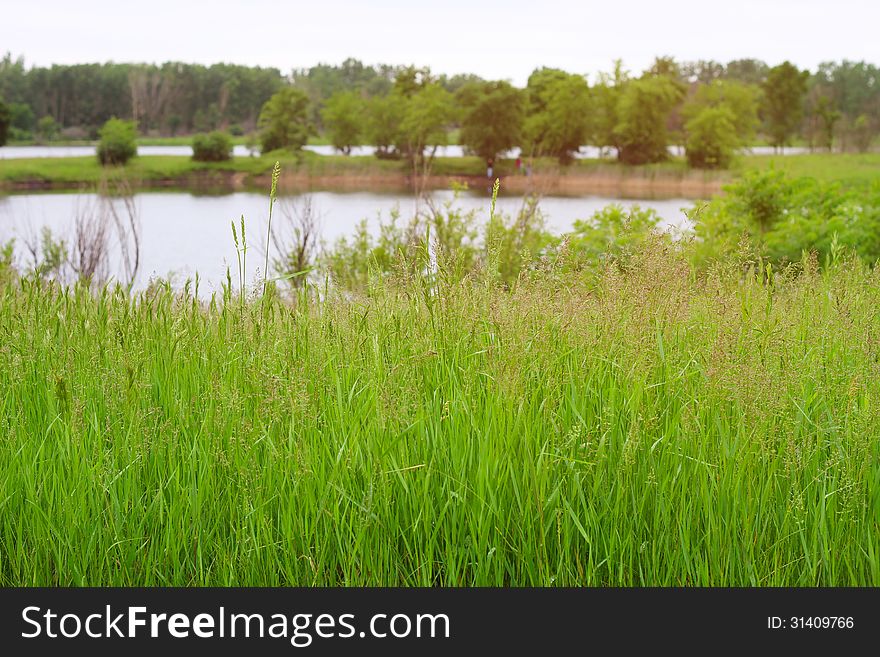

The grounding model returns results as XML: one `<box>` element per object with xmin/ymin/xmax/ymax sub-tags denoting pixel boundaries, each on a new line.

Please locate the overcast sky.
<box><xmin>3</xmin><ymin>0</ymin><xmax>877</xmax><ymax>84</ymax></box>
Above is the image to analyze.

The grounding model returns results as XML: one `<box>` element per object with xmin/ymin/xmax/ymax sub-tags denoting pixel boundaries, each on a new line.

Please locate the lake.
<box><xmin>0</xmin><ymin>144</ymin><xmax>810</xmax><ymax>160</ymax></box>
<box><xmin>0</xmin><ymin>189</ymin><xmax>694</xmax><ymax>294</ymax></box>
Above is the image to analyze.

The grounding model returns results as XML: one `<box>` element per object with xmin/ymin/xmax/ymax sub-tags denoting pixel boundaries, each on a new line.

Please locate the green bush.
<box><xmin>691</xmin><ymin>170</ymin><xmax>880</xmax><ymax>266</ymax></box>
<box><xmin>192</xmin><ymin>131</ymin><xmax>233</xmax><ymax>162</ymax></box>
<box><xmin>96</xmin><ymin>118</ymin><xmax>137</xmax><ymax>166</ymax></box>
<box><xmin>684</xmin><ymin>106</ymin><xmax>739</xmax><ymax>169</ymax></box>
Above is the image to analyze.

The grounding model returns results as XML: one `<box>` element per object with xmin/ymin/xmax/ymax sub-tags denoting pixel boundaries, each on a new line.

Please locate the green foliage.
<box><xmin>321</xmin><ymin>91</ymin><xmax>365</xmax><ymax>155</ymax></box>
<box><xmin>691</xmin><ymin>170</ymin><xmax>880</xmax><ymax>266</ymax></box>
<box><xmin>614</xmin><ymin>75</ymin><xmax>684</xmax><ymax>164</ymax></box>
<box><xmin>96</xmin><ymin>118</ymin><xmax>137</xmax><ymax>166</ymax></box>
<box><xmin>365</xmin><ymin>93</ymin><xmax>406</xmax><ymax>158</ymax></box>
<box><xmin>682</xmin><ymin>80</ymin><xmax>760</xmax><ymax>142</ymax></box>
<box><xmin>762</xmin><ymin>61</ymin><xmax>809</xmax><ymax>148</ymax></box>
<box><xmin>258</xmin><ymin>87</ymin><xmax>312</xmax><ymax>153</ymax></box>
<box><xmin>486</xmin><ymin>197</ymin><xmax>555</xmax><ymax>282</ymax></box>
<box><xmin>684</xmin><ymin>106</ymin><xmax>740</xmax><ymax>169</ymax></box>
<box><xmin>0</xmin><ymin>98</ymin><xmax>8</xmax><ymax>146</ymax></box>
<box><xmin>457</xmin><ymin>81</ymin><xmax>524</xmax><ymax>162</ymax></box>
<box><xmin>592</xmin><ymin>61</ymin><xmax>628</xmax><ymax>154</ymax></box>
<box><xmin>8</xmin><ymin>102</ymin><xmax>33</xmax><ymax>135</ymax></box>
<box><xmin>191</xmin><ymin>131</ymin><xmax>233</xmax><ymax>162</ymax></box>
<box><xmin>36</xmin><ymin>115</ymin><xmax>59</xmax><ymax>142</ymax></box>
<box><xmin>523</xmin><ymin>74</ymin><xmax>592</xmax><ymax>164</ymax></box>
<box><xmin>397</xmin><ymin>84</ymin><xmax>454</xmax><ymax>168</ymax></box>
<box><xmin>852</xmin><ymin>114</ymin><xmax>876</xmax><ymax>153</ymax></box>
<box><xmin>567</xmin><ymin>204</ymin><xmax>662</xmax><ymax>265</ymax></box>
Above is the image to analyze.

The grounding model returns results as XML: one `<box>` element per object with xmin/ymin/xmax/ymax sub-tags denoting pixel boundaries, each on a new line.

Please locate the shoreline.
<box><xmin>0</xmin><ymin>161</ymin><xmax>727</xmax><ymax>199</ymax></box>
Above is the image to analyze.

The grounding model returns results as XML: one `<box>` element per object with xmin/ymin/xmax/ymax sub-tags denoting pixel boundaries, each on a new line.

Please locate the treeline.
<box><xmin>0</xmin><ymin>54</ymin><xmax>878</xmax><ymax>164</ymax></box>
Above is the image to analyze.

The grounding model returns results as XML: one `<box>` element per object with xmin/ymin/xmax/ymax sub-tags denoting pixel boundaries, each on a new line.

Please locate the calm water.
<box><xmin>0</xmin><ymin>144</ymin><xmax>809</xmax><ymax>160</ymax></box>
<box><xmin>0</xmin><ymin>190</ymin><xmax>693</xmax><ymax>293</ymax></box>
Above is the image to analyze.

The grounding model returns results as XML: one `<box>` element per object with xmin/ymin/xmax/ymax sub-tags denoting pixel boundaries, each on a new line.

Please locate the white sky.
<box><xmin>2</xmin><ymin>0</ymin><xmax>877</xmax><ymax>85</ymax></box>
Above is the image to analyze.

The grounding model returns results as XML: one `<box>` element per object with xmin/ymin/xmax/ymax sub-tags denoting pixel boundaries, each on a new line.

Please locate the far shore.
<box><xmin>1</xmin><ymin>151</ymin><xmax>875</xmax><ymax>197</ymax></box>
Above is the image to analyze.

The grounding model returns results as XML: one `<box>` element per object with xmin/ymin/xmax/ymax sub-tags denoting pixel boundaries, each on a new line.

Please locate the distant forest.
<box><xmin>0</xmin><ymin>54</ymin><xmax>878</xmax><ymax>151</ymax></box>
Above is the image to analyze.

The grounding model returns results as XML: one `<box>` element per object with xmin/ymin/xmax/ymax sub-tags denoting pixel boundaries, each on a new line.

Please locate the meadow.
<box><xmin>1</xmin><ymin>206</ymin><xmax>878</xmax><ymax>585</ymax></box>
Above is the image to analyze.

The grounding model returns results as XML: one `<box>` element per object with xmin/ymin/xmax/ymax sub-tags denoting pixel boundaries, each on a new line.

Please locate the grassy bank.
<box><xmin>737</xmin><ymin>152</ymin><xmax>880</xmax><ymax>185</ymax></box>
<box><xmin>0</xmin><ymin>239</ymin><xmax>878</xmax><ymax>586</ymax></box>
<box><xmin>0</xmin><ymin>151</ymin><xmax>876</xmax><ymax>194</ymax></box>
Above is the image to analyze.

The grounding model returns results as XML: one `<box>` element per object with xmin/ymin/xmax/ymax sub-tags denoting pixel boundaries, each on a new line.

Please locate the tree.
<box><xmin>457</xmin><ymin>81</ymin><xmax>523</xmax><ymax>162</ymax></box>
<box><xmin>852</xmin><ymin>114</ymin><xmax>876</xmax><ymax>152</ymax></box>
<box><xmin>762</xmin><ymin>61</ymin><xmax>809</xmax><ymax>150</ymax></box>
<box><xmin>9</xmin><ymin>102</ymin><xmax>34</xmax><ymax>137</ymax></box>
<box><xmin>365</xmin><ymin>92</ymin><xmax>406</xmax><ymax>158</ymax></box>
<box><xmin>257</xmin><ymin>87</ymin><xmax>311</xmax><ymax>153</ymax></box>
<box><xmin>321</xmin><ymin>91</ymin><xmax>365</xmax><ymax>155</ymax></box>
<box><xmin>522</xmin><ymin>69</ymin><xmax>593</xmax><ymax>163</ymax></box>
<box><xmin>0</xmin><ymin>98</ymin><xmax>9</xmax><ymax>146</ymax></box>
<box><xmin>684</xmin><ymin>106</ymin><xmax>739</xmax><ymax>169</ymax></box>
<box><xmin>592</xmin><ymin>61</ymin><xmax>628</xmax><ymax>156</ymax></box>
<box><xmin>682</xmin><ymin>80</ymin><xmax>760</xmax><ymax>141</ymax></box>
<box><xmin>36</xmin><ymin>115</ymin><xmax>60</xmax><ymax>142</ymax></box>
<box><xmin>814</xmin><ymin>96</ymin><xmax>841</xmax><ymax>151</ymax></box>
<box><xmin>397</xmin><ymin>84</ymin><xmax>454</xmax><ymax>169</ymax></box>
<box><xmin>681</xmin><ymin>80</ymin><xmax>760</xmax><ymax>167</ymax></box>
<box><xmin>614</xmin><ymin>75</ymin><xmax>683</xmax><ymax>164</ymax></box>
<box><xmin>96</xmin><ymin>118</ymin><xmax>137</xmax><ymax>165</ymax></box>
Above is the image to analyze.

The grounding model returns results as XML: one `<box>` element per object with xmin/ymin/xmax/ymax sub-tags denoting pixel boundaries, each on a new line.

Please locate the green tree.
<box><xmin>523</xmin><ymin>75</ymin><xmax>592</xmax><ymax>163</ymax></box>
<box><xmin>852</xmin><ymin>114</ymin><xmax>876</xmax><ymax>152</ymax></box>
<box><xmin>592</xmin><ymin>61</ymin><xmax>628</xmax><ymax>156</ymax></box>
<box><xmin>258</xmin><ymin>87</ymin><xmax>311</xmax><ymax>153</ymax></box>
<box><xmin>682</xmin><ymin>80</ymin><xmax>760</xmax><ymax>141</ymax></box>
<box><xmin>9</xmin><ymin>102</ymin><xmax>34</xmax><ymax>136</ymax></box>
<box><xmin>762</xmin><ymin>61</ymin><xmax>809</xmax><ymax>150</ymax></box>
<box><xmin>397</xmin><ymin>84</ymin><xmax>454</xmax><ymax>169</ymax></box>
<box><xmin>36</xmin><ymin>115</ymin><xmax>60</xmax><ymax>142</ymax></box>
<box><xmin>684</xmin><ymin>106</ymin><xmax>739</xmax><ymax>169</ymax></box>
<box><xmin>321</xmin><ymin>91</ymin><xmax>365</xmax><ymax>155</ymax></box>
<box><xmin>814</xmin><ymin>96</ymin><xmax>841</xmax><ymax>151</ymax></box>
<box><xmin>681</xmin><ymin>80</ymin><xmax>760</xmax><ymax>167</ymax></box>
<box><xmin>457</xmin><ymin>81</ymin><xmax>524</xmax><ymax>162</ymax></box>
<box><xmin>0</xmin><ymin>98</ymin><xmax>9</xmax><ymax>146</ymax></box>
<box><xmin>614</xmin><ymin>75</ymin><xmax>683</xmax><ymax>164</ymax></box>
<box><xmin>365</xmin><ymin>93</ymin><xmax>406</xmax><ymax>158</ymax></box>
<box><xmin>96</xmin><ymin>117</ymin><xmax>137</xmax><ymax>165</ymax></box>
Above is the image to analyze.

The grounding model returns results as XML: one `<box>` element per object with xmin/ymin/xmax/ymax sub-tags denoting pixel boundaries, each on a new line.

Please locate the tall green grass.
<box><xmin>1</xmin><ymin>232</ymin><xmax>878</xmax><ymax>586</ymax></box>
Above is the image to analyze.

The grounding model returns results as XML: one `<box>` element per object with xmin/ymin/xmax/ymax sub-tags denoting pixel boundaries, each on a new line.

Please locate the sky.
<box><xmin>2</xmin><ymin>0</ymin><xmax>878</xmax><ymax>84</ymax></box>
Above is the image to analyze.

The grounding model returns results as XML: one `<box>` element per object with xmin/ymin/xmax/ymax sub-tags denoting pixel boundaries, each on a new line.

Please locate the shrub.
<box><xmin>96</xmin><ymin>118</ymin><xmax>137</xmax><ymax>166</ymax></box>
<box><xmin>684</xmin><ymin>106</ymin><xmax>739</xmax><ymax>169</ymax></box>
<box><xmin>192</xmin><ymin>131</ymin><xmax>233</xmax><ymax>162</ymax></box>
<box><xmin>257</xmin><ymin>87</ymin><xmax>311</xmax><ymax>154</ymax></box>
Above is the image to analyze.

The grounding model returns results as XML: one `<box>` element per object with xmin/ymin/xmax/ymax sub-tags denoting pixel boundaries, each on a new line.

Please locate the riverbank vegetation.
<box><xmin>0</xmin><ymin>169</ymin><xmax>878</xmax><ymax>586</ymax></box>
<box><xmin>1</xmin><ymin>55</ymin><xmax>877</xmax><ymax>163</ymax></box>
<box><xmin>0</xmin><ymin>150</ymin><xmax>875</xmax><ymax>194</ymax></box>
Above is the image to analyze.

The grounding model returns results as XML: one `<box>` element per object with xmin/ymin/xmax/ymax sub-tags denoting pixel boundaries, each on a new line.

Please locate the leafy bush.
<box><xmin>192</xmin><ymin>131</ymin><xmax>233</xmax><ymax>162</ymax></box>
<box><xmin>684</xmin><ymin>106</ymin><xmax>739</xmax><ymax>169</ymax></box>
<box><xmin>96</xmin><ymin>118</ymin><xmax>137</xmax><ymax>165</ymax></box>
<box><xmin>691</xmin><ymin>170</ymin><xmax>880</xmax><ymax>266</ymax></box>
